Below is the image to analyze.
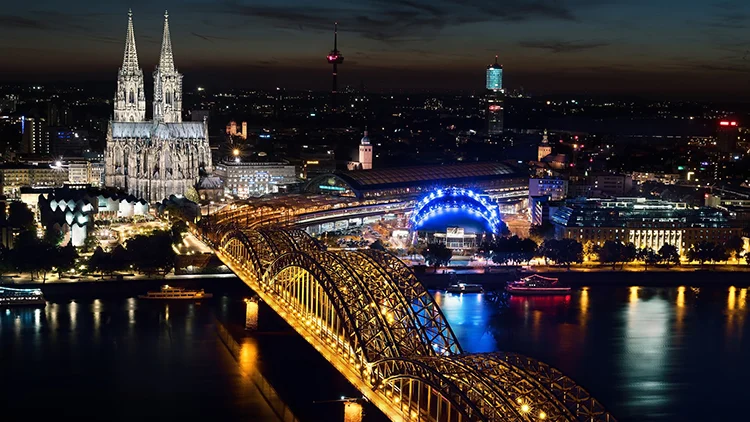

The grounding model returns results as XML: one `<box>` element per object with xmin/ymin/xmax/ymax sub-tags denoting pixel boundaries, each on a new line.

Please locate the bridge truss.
<box><xmin>205</xmin><ymin>222</ymin><xmax>616</xmax><ymax>422</ymax></box>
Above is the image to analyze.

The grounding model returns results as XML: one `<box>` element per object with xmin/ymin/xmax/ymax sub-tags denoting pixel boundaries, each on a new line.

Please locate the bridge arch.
<box><xmin>262</xmin><ymin>250</ymin><xmax>403</xmax><ymax>363</ymax></box>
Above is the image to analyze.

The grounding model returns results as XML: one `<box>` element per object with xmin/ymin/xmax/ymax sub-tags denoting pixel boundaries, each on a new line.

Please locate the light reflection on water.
<box><xmin>432</xmin><ymin>285</ymin><xmax>750</xmax><ymax>422</ymax></box>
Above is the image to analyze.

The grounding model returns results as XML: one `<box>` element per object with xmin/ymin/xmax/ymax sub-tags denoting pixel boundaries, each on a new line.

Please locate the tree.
<box><xmin>88</xmin><ymin>247</ymin><xmax>111</xmax><ymax>278</ymax></box>
<box><xmin>658</xmin><ymin>244</ymin><xmax>680</xmax><ymax>267</ymax></box>
<box><xmin>711</xmin><ymin>244</ymin><xmax>730</xmax><ymax>264</ymax></box>
<box><xmin>44</xmin><ymin>225</ymin><xmax>64</xmax><ymax>246</ymax></box>
<box><xmin>725</xmin><ymin>236</ymin><xmax>744</xmax><ymax>264</ymax></box>
<box><xmin>421</xmin><ymin>242</ymin><xmax>453</xmax><ymax>269</ymax></box>
<box><xmin>620</xmin><ymin>243</ymin><xmax>637</xmax><ymax>269</ymax></box>
<box><xmin>11</xmin><ymin>231</ymin><xmax>55</xmax><ymax>282</ymax></box>
<box><xmin>637</xmin><ymin>247</ymin><xmax>659</xmax><ymax>271</ymax></box>
<box><xmin>170</xmin><ymin>220</ymin><xmax>188</xmax><ymax>246</ymax></box>
<box><xmin>126</xmin><ymin>231</ymin><xmax>176</xmax><ymax>275</ymax></box>
<box><xmin>52</xmin><ymin>244</ymin><xmax>79</xmax><ymax>278</ymax></box>
<box><xmin>7</xmin><ymin>201</ymin><xmax>34</xmax><ymax>231</ymax></box>
<box><xmin>687</xmin><ymin>241</ymin><xmax>715</xmax><ymax>266</ymax></box>
<box><xmin>538</xmin><ymin>239</ymin><xmax>582</xmax><ymax>269</ymax></box>
<box><xmin>596</xmin><ymin>241</ymin><xmax>621</xmax><ymax>269</ymax></box>
<box><xmin>556</xmin><ymin>239</ymin><xmax>584</xmax><ymax>269</ymax></box>
<box><xmin>529</xmin><ymin>222</ymin><xmax>555</xmax><ymax>243</ymax></box>
<box><xmin>595</xmin><ymin>240</ymin><xmax>637</xmax><ymax>269</ymax></box>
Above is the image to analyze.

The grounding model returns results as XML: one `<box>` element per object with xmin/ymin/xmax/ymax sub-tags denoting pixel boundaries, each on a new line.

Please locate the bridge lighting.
<box><xmin>539</xmin><ymin>411</ymin><xmax>547</xmax><ymax>419</ymax></box>
<box><xmin>520</xmin><ymin>404</ymin><xmax>530</xmax><ymax>413</ymax></box>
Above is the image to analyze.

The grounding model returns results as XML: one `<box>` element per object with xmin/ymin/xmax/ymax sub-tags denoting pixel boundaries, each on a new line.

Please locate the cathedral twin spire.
<box><xmin>114</xmin><ymin>10</ymin><xmax>182</xmax><ymax>123</ymax></box>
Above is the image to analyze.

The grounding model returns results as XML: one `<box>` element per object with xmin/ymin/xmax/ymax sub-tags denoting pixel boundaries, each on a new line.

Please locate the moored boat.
<box><xmin>506</xmin><ymin>274</ymin><xmax>571</xmax><ymax>296</ymax></box>
<box><xmin>0</xmin><ymin>286</ymin><xmax>47</xmax><ymax>307</ymax></box>
<box><xmin>446</xmin><ymin>283</ymin><xmax>484</xmax><ymax>294</ymax></box>
<box><xmin>139</xmin><ymin>285</ymin><xmax>213</xmax><ymax>300</ymax></box>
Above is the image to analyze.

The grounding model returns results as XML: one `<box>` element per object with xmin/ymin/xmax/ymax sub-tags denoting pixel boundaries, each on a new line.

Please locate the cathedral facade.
<box><xmin>105</xmin><ymin>11</ymin><xmax>212</xmax><ymax>203</ymax></box>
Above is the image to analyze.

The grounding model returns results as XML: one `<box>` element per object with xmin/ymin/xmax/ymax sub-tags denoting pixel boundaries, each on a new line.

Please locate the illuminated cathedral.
<box><xmin>105</xmin><ymin>10</ymin><xmax>212</xmax><ymax>203</ymax></box>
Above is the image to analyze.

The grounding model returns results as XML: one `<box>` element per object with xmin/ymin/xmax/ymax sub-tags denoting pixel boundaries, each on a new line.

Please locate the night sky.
<box><xmin>1</xmin><ymin>0</ymin><xmax>750</xmax><ymax>98</ymax></box>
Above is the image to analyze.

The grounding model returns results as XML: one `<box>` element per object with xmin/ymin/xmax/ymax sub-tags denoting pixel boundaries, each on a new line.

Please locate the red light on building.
<box><xmin>704</xmin><ymin>193</ymin><xmax>710</xmax><ymax>199</ymax></box>
<box><xmin>731</xmin><ymin>121</ymin><xmax>738</xmax><ymax>126</ymax></box>
<box><xmin>719</xmin><ymin>121</ymin><xmax>738</xmax><ymax>127</ymax></box>
<box><xmin>488</xmin><ymin>105</ymin><xmax>502</xmax><ymax>111</ymax></box>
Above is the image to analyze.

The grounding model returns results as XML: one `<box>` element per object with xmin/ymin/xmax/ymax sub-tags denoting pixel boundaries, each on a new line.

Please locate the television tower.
<box><xmin>326</xmin><ymin>22</ymin><xmax>344</xmax><ymax>112</ymax></box>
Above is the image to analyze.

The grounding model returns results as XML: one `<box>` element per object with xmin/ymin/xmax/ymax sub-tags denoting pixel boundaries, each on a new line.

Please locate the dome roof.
<box><xmin>361</xmin><ymin>129</ymin><xmax>370</xmax><ymax>145</ymax></box>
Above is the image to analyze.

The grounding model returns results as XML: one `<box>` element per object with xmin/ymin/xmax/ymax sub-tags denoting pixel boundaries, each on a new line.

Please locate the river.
<box><xmin>1</xmin><ymin>283</ymin><xmax>747</xmax><ymax>421</ymax></box>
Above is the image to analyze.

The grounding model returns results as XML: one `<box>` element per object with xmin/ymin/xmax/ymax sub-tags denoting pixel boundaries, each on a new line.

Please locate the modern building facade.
<box><xmin>105</xmin><ymin>11</ymin><xmax>212</xmax><ymax>203</ymax></box>
<box><xmin>529</xmin><ymin>178</ymin><xmax>568</xmax><ymax>201</ymax></box>
<box><xmin>214</xmin><ymin>160</ymin><xmax>297</xmax><ymax>199</ymax></box>
<box><xmin>485</xmin><ymin>56</ymin><xmax>504</xmax><ymax>136</ymax></box>
<box><xmin>551</xmin><ymin>197</ymin><xmax>742</xmax><ymax>254</ymax></box>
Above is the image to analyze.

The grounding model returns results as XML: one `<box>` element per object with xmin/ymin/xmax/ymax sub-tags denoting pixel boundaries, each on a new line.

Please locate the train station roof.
<box><xmin>306</xmin><ymin>162</ymin><xmax>526</xmax><ymax>198</ymax></box>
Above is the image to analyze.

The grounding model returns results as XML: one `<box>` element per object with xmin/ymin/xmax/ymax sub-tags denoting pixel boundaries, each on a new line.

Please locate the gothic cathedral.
<box><xmin>105</xmin><ymin>11</ymin><xmax>212</xmax><ymax>203</ymax></box>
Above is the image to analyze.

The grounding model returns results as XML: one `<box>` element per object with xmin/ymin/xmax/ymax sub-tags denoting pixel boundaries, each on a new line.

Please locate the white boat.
<box><xmin>138</xmin><ymin>285</ymin><xmax>213</xmax><ymax>300</ymax></box>
<box><xmin>0</xmin><ymin>286</ymin><xmax>46</xmax><ymax>307</ymax></box>
<box><xmin>506</xmin><ymin>274</ymin><xmax>571</xmax><ymax>296</ymax></box>
<box><xmin>446</xmin><ymin>283</ymin><xmax>484</xmax><ymax>294</ymax></box>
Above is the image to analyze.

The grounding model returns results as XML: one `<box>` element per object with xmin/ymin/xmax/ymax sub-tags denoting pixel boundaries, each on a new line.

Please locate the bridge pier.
<box><xmin>245</xmin><ymin>297</ymin><xmax>259</xmax><ymax>331</ymax></box>
<box><xmin>344</xmin><ymin>401</ymin><xmax>364</xmax><ymax>422</ymax></box>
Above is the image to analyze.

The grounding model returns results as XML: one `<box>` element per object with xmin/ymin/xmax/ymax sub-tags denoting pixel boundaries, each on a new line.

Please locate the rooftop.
<box><xmin>333</xmin><ymin>162</ymin><xmax>523</xmax><ymax>191</ymax></box>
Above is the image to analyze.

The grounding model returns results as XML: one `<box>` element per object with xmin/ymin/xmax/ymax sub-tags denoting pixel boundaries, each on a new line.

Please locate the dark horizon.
<box><xmin>1</xmin><ymin>1</ymin><xmax>750</xmax><ymax>100</ymax></box>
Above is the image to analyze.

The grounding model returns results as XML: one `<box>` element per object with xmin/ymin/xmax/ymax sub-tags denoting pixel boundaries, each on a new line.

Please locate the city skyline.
<box><xmin>0</xmin><ymin>1</ymin><xmax>750</xmax><ymax>99</ymax></box>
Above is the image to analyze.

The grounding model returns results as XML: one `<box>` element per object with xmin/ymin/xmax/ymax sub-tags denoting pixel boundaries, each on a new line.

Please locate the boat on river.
<box><xmin>139</xmin><ymin>285</ymin><xmax>213</xmax><ymax>300</ymax></box>
<box><xmin>446</xmin><ymin>283</ymin><xmax>484</xmax><ymax>294</ymax></box>
<box><xmin>0</xmin><ymin>286</ymin><xmax>47</xmax><ymax>307</ymax></box>
<box><xmin>506</xmin><ymin>274</ymin><xmax>571</xmax><ymax>296</ymax></box>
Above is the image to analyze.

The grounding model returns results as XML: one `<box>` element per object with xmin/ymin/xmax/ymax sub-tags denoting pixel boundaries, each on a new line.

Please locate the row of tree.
<box><xmin>420</xmin><ymin>234</ymin><xmax>748</xmax><ymax>270</ymax></box>
<box><xmin>0</xmin><ymin>231</ymin><xmax>79</xmax><ymax>282</ymax></box>
<box><xmin>89</xmin><ymin>230</ymin><xmax>178</xmax><ymax>277</ymax></box>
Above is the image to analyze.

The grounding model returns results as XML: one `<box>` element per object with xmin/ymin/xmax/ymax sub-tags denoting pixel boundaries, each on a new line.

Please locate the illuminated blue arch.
<box><xmin>411</xmin><ymin>188</ymin><xmax>501</xmax><ymax>234</ymax></box>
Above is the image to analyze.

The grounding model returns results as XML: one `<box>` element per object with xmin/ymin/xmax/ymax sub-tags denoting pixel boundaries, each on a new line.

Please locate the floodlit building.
<box><xmin>105</xmin><ymin>11</ymin><xmax>212</xmax><ymax>203</ymax></box>
<box><xmin>551</xmin><ymin>197</ymin><xmax>742</xmax><ymax>255</ymax></box>
<box><xmin>214</xmin><ymin>160</ymin><xmax>297</xmax><ymax>198</ymax></box>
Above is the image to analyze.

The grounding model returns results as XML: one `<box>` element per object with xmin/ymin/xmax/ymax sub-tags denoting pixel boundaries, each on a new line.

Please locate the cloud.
<box><xmin>214</xmin><ymin>0</ymin><xmax>597</xmax><ymax>42</ymax></box>
<box><xmin>519</xmin><ymin>40</ymin><xmax>611</xmax><ymax>53</ymax></box>
<box><xmin>190</xmin><ymin>32</ymin><xmax>239</xmax><ymax>43</ymax></box>
<box><xmin>0</xmin><ymin>15</ymin><xmax>50</xmax><ymax>30</ymax></box>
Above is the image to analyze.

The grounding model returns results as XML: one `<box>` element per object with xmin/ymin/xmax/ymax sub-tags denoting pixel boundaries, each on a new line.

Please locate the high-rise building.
<box><xmin>716</xmin><ymin>120</ymin><xmax>740</xmax><ymax>153</ymax></box>
<box><xmin>358</xmin><ymin>129</ymin><xmax>373</xmax><ymax>170</ymax></box>
<box><xmin>113</xmin><ymin>10</ymin><xmax>146</xmax><ymax>122</ymax></box>
<box><xmin>538</xmin><ymin>129</ymin><xmax>552</xmax><ymax>161</ymax></box>
<box><xmin>105</xmin><ymin>11</ymin><xmax>212</xmax><ymax>203</ymax></box>
<box><xmin>21</xmin><ymin>116</ymin><xmax>49</xmax><ymax>155</ymax></box>
<box><xmin>485</xmin><ymin>56</ymin><xmax>504</xmax><ymax>136</ymax></box>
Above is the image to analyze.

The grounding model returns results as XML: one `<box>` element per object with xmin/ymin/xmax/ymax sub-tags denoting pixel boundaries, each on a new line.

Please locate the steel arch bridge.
<box><xmin>206</xmin><ymin>223</ymin><xmax>616</xmax><ymax>422</ymax></box>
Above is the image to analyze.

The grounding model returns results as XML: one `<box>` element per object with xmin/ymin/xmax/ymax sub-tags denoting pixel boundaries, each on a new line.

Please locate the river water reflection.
<box><xmin>433</xmin><ymin>285</ymin><xmax>749</xmax><ymax>422</ymax></box>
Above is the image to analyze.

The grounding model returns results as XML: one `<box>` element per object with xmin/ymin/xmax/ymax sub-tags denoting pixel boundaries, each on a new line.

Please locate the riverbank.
<box><xmin>1</xmin><ymin>274</ymin><xmax>248</xmax><ymax>300</ymax></box>
<box><xmin>419</xmin><ymin>269</ymin><xmax>750</xmax><ymax>289</ymax></box>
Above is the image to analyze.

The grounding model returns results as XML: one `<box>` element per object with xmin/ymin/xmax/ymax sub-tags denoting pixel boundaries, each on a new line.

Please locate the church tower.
<box><xmin>114</xmin><ymin>10</ymin><xmax>146</xmax><ymax>122</ymax></box>
<box><xmin>538</xmin><ymin>129</ymin><xmax>552</xmax><ymax>161</ymax></box>
<box><xmin>153</xmin><ymin>11</ymin><xmax>183</xmax><ymax>123</ymax></box>
<box><xmin>358</xmin><ymin>128</ymin><xmax>373</xmax><ymax>170</ymax></box>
